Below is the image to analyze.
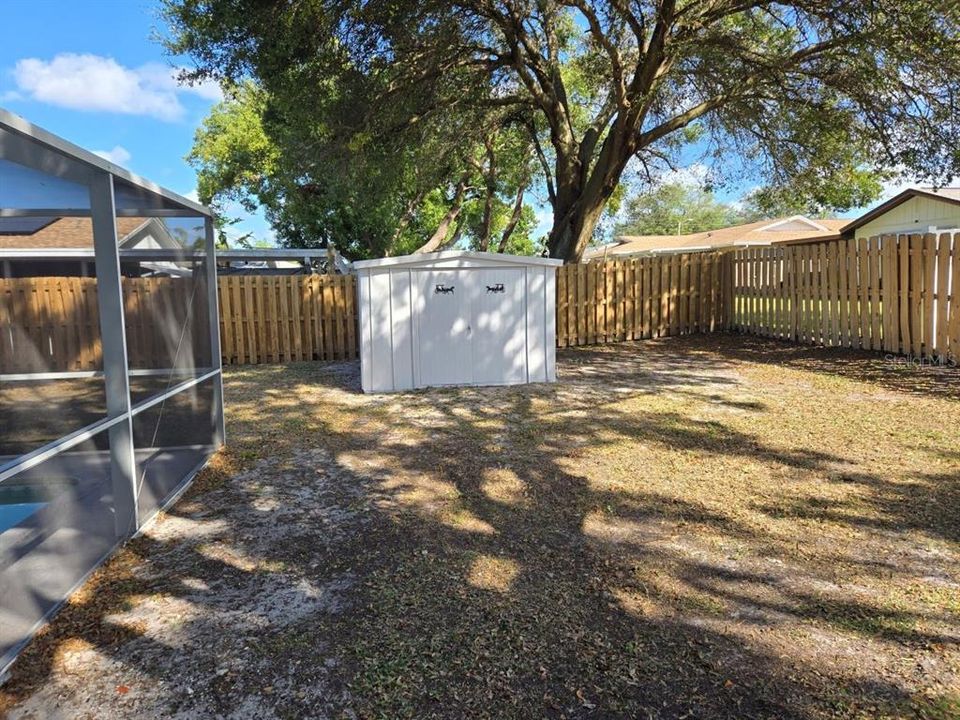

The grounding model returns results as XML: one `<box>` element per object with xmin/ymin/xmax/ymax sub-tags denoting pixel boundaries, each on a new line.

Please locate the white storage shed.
<box><xmin>354</xmin><ymin>251</ymin><xmax>562</xmax><ymax>392</ymax></box>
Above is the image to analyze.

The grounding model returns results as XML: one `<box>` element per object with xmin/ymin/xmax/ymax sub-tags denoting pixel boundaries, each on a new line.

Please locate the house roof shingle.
<box><xmin>0</xmin><ymin>217</ymin><xmax>153</xmax><ymax>250</ymax></box>
<box><xmin>586</xmin><ymin>216</ymin><xmax>847</xmax><ymax>258</ymax></box>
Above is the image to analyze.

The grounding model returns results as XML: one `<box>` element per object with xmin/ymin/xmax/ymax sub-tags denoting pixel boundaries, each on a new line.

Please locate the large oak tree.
<box><xmin>187</xmin><ymin>81</ymin><xmax>540</xmax><ymax>257</ymax></box>
<box><xmin>165</xmin><ymin>0</ymin><xmax>960</xmax><ymax>262</ymax></box>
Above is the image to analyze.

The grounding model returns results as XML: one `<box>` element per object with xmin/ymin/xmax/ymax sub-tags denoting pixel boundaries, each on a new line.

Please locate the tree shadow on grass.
<box><xmin>706</xmin><ymin>332</ymin><xmax>960</xmax><ymax>401</ymax></box>
<box><xmin>307</xmin><ymin>348</ymin><xmax>958</xmax><ymax>717</ymax></box>
<box><xmin>0</xmin><ymin>445</ymin><xmax>376</xmax><ymax>718</ymax></box>
<box><xmin>2</xmin><ymin>337</ymin><xmax>958</xmax><ymax>719</ymax></box>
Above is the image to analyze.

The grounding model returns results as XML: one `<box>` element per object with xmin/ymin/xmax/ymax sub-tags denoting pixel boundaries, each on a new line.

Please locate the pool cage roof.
<box><xmin>0</xmin><ymin>108</ymin><xmax>224</xmax><ymax>674</ymax></box>
<box><xmin>1</xmin><ymin>107</ymin><xmax>209</xmax><ymax>219</ymax></box>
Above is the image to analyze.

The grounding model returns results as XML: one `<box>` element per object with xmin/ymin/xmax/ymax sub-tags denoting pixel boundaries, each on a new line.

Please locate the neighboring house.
<box><xmin>586</xmin><ymin>215</ymin><xmax>847</xmax><ymax>259</ymax></box>
<box><xmin>0</xmin><ymin>216</ymin><xmax>184</xmax><ymax>277</ymax></box>
<box><xmin>0</xmin><ymin>216</ymin><xmax>348</xmax><ymax>278</ymax></box>
<box><xmin>838</xmin><ymin>187</ymin><xmax>960</xmax><ymax>240</ymax></box>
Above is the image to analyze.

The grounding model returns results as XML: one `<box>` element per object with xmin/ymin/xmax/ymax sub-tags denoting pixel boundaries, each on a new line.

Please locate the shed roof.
<box><xmin>353</xmin><ymin>250</ymin><xmax>562</xmax><ymax>270</ymax></box>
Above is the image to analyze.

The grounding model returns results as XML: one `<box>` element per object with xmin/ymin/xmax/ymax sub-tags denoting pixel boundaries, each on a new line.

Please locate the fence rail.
<box><xmin>3</xmin><ymin>234</ymin><xmax>958</xmax><ymax>373</ymax></box>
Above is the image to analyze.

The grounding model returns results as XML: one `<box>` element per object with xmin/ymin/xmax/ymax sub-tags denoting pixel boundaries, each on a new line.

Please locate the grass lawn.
<box><xmin>1</xmin><ymin>334</ymin><xmax>958</xmax><ymax>719</ymax></box>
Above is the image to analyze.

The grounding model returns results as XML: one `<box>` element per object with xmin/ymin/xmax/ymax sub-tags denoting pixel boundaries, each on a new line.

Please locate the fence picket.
<box><xmin>557</xmin><ymin>267</ymin><xmax>568</xmax><ymax>347</ymax></box>
<box><xmin>649</xmin><ymin>258</ymin><xmax>656</xmax><ymax>336</ymax></box>
<box><xmin>921</xmin><ymin>234</ymin><xmax>936</xmax><ymax>357</ymax></box>
<box><xmin>318</xmin><ymin>277</ymin><xmax>328</xmax><ymax>359</ymax></box>
<box><xmin>300</xmin><ymin>276</ymin><xmax>313</xmax><ymax>361</ymax></box>
<box><xmin>826</xmin><ymin>242</ymin><xmax>838</xmax><ymax>346</ymax></box>
<box><xmin>908</xmin><ymin>235</ymin><xmax>923</xmax><ymax>357</ymax></box>
<box><xmin>898</xmin><ymin>236</ymin><xmax>910</xmax><ymax>355</ymax></box>
<box><xmin>936</xmin><ymin>233</ymin><xmax>951</xmax><ymax>358</ymax></box>
<box><xmin>881</xmin><ymin>236</ymin><xmax>897</xmax><ymax>353</ymax></box>
<box><xmin>658</xmin><ymin>256</ymin><xmax>669</xmax><ymax>337</ymax></box>
<box><xmin>837</xmin><ymin>240</ymin><xmax>850</xmax><ymax>347</ymax></box>
<box><xmin>868</xmin><ymin>238</ymin><xmax>882</xmax><ymax>351</ymax></box>
<box><xmin>950</xmin><ymin>234</ymin><xmax>960</xmax><ymax>362</ymax></box>
<box><xmin>587</xmin><ymin>265</ymin><xmax>593</xmax><ymax>345</ymax></box>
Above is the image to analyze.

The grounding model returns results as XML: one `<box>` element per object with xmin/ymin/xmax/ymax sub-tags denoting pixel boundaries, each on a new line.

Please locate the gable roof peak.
<box><xmin>757</xmin><ymin>215</ymin><xmax>829</xmax><ymax>232</ymax></box>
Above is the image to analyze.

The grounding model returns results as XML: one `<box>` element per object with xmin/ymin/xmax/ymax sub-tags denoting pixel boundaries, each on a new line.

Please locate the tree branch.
<box><xmin>529</xmin><ymin>124</ymin><xmax>557</xmax><ymax>208</ymax></box>
<box><xmin>415</xmin><ymin>174</ymin><xmax>470</xmax><ymax>253</ymax></box>
<box><xmin>564</xmin><ymin>0</ymin><xmax>627</xmax><ymax>105</ymax></box>
<box><xmin>479</xmin><ymin>134</ymin><xmax>497</xmax><ymax>251</ymax></box>
<box><xmin>497</xmin><ymin>185</ymin><xmax>526</xmax><ymax>252</ymax></box>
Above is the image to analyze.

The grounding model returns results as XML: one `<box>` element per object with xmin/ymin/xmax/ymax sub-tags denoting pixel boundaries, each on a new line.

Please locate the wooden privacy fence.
<box><xmin>0</xmin><ymin>276</ymin><xmax>210</xmax><ymax>373</ymax></box>
<box><xmin>731</xmin><ymin>232</ymin><xmax>960</xmax><ymax>361</ymax></box>
<box><xmin>555</xmin><ymin>252</ymin><xmax>730</xmax><ymax>346</ymax></box>
<box><xmin>5</xmin><ymin>263</ymin><xmax>721</xmax><ymax>371</ymax></box>
<box><xmin>1</xmin><ymin>277</ymin><xmax>102</xmax><ymax>373</ymax></box>
<box><xmin>217</xmin><ymin>275</ymin><xmax>356</xmax><ymax>364</ymax></box>
<box><xmin>0</xmin><ymin>275</ymin><xmax>355</xmax><ymax>373</ymax></box>
<box><xmin>5</xmin><ymin>237</ymin><xmax>958</xmax><ymax>372</ymax></box>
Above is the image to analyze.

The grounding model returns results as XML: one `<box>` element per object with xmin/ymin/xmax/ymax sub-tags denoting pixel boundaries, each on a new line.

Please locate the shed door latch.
<box><xmin>435</xmin><ymin>284</ymin><xmax>455</xmax><ymax>294</ymax></box>
<box><xmin>486</xmin><ymin>283</ymin><xmax>505</xmax><ymax>293</ymax></box>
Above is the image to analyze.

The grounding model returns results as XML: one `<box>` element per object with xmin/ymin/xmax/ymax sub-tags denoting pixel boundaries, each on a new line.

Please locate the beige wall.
<box><xmin>856</xmin><ymin>195</ymin><xmax>960</xmax><ymax>239</ymax></box>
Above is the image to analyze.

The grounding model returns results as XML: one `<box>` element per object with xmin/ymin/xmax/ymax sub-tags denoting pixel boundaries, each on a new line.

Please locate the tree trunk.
<box><xmin>415</xmin><ymin>178</ymin><xmax>468</xmax><ymax>253</ymax></box>
<box><xmin>497</xmin><ymin>185</ymin><xmax>525</xmax><ymax>253</ymax></box>
<box><xmin>390</xmin><ymin>190</ymin><xmax>425</xmax><ymax>248</ymax></box>
<box><xmin>449</xmin><ymin>213</ymin><xmax>466</xmax><ymax>247</ymax></box>
<box><xmin>548</xmin><ymin>200</ymin><xmax>606</xmax><ymax>263</ymax></box>
<box><xmin>478</xmin><ymin>137</ymin><xmax>496</xmax><ymax>252</ymax></box>
<box><xmin>547</xmin><ymin>127</ymin><xmax>634</xmax><ymax>263</ymax></box>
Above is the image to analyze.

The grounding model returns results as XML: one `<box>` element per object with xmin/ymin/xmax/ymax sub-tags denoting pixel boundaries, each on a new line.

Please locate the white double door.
<box><xmin>414</xmin><ymin>268</ymin><xmax>527</xmax><ymax>387</ymax></box>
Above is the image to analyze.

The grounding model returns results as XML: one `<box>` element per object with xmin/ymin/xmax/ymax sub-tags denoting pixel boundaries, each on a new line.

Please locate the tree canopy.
<box><xmin>615</xmin><ymin>183</ymin><xmax>742</xmax><ymax>237</ymax></box>
<box><xmin>612</xmin><ymin>180</ymin><xmax>858</xmax><ymax>238</ymax></box>
<box><xmin>165</xmin><ymin>0</ymin><xmax>960</xmax><ymax>262</ymax></box>
<box><xmin>186</xmin><ymin>79</ymin><xmax>543</xmax><ymax>258</ymax></box>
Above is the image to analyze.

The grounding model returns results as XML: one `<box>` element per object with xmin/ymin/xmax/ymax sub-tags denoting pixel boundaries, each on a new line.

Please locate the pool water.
<box><xmin>0</xmin><ymin>478</ymin><xmax>76</xmax><ymax>533</ymax></box>
<box><xmin>0</xmin><ymin>502</ymin><xmax>45</xmax><ymax>532</ymax></box>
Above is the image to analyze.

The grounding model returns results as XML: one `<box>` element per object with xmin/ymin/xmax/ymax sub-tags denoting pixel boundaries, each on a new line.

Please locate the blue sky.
<box><xmin>0</xmin><ymin>0</ymin><xmax>273</xmax><ymax>243</ymax></box>
<box><xmin>1</xmin><ymin>1</ymin><xmax>917</xmax><ymax>247</ymax></box>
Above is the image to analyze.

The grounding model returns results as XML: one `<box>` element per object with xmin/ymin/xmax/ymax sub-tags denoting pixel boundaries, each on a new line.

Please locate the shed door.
<box><xmin>415</xmin><ymin>270</ymin><xmax>473</xmax><ymax>387</ymax></box>
<box><xmin>470</xmin><ymin>268</ymin><xmax>527</xmax><ymax>385</ymax></box>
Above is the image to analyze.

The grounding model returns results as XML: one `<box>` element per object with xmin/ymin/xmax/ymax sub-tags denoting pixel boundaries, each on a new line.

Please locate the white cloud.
<box><xmin>136</xmin><ymin>62</ymin><xmax>224</xmax><ymax>103</ymax></box>
<box><xmin>11</xmin><ymin>53</ymin><xmax>223</xmax><ymax>122</ymax></box>
<box><xmin>92</xmin><ymin>145</ymin><xmax>131</xmax><ymax>165</ymax></box>
<box><xmin>878</xmin><ymin>174</ymin><xmax>929</xmax><ymax>200</ymax></box>
<box><xmin>533</xmin><ymin>206</ymin><xmax>553</xmax><ymax>236</ymax></box>
<box><xmin>0</xmin><ymin>90</ymin><xmax>23</xmax><ymax>102</ymax></box>
<box><xmin>658</xmin><ymin>163</ymin><xmax>711</xmax><ymax>188</ymax></box>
